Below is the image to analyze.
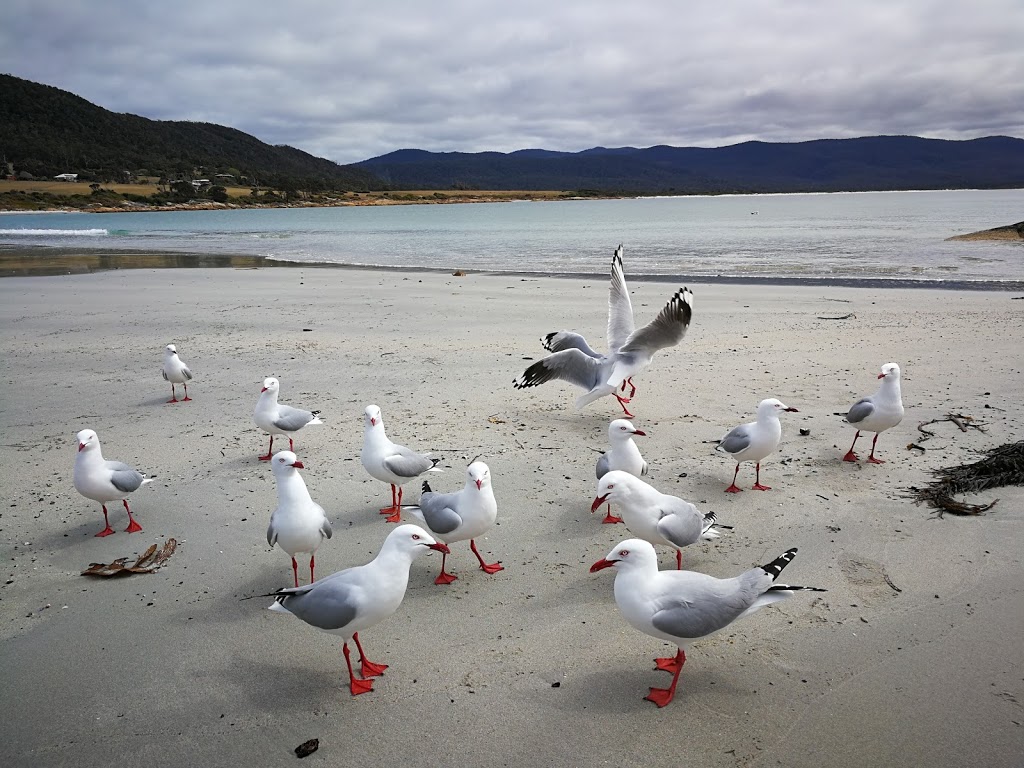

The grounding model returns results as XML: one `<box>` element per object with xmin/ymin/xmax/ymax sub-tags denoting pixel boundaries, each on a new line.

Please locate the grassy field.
<box><xmin>0</xmin><ymin>179</ymin><xmax>253</xmax><ymax>197</ymax></box>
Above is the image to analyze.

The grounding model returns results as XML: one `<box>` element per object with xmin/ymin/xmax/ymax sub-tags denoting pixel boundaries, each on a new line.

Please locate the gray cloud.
<box><xmin>2</xmin><ymin>0</ymin><xmax>1021</xmax><ymax>164</ymax></box>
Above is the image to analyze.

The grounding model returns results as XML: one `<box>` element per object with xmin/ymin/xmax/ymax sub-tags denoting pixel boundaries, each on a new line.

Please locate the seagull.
<box><xmin>265</xmin><ymin>524</ymin><xmax>449</xmax><ymax>696</ymax></box>
<box><xmin>161</xmin><ymin>344</ymin><xmax>193</xmax><ymax>402</ymax></box>
<box><xmin>361</xmin><ymin>404</ymin><xmax>442</xmax><ymax>523</ymax></box>
<box><xmin>591</xmin><ymin>471</ymin><xmax>727</xmax><ymax>569</ymax></box>
<box><xmin>73</xmin><ymin>429</ymin><xmax>152</xmax><ymax>536</ymax></box>
<box><xmin>267</xmin><ymin>451</ymin><xmax>333</xmax><ymax>587</ymax></box>
<box><xmin>595</xmin><ymin>418</ymin><xmax>648</xmax><ymax>524</ymax></box>
<box><xmin>590</xmin><ymin>540</ymin><xmax>825</xmax><ymax>707</ymax></box>
<box><xmin>513</xmin><ymin>245</ymin><xmax>694</xmax><ymax>417</ymax></box>
<box><xmin>843</xmin><ymin>363</ymin><xmax>905</xmax><ymax>464</ymax></box>
<box><xmin>253</xmin><ymin>377</ymin><xmax>323</xmax><ymax>461</ymax></box>
<box><xmin>716</xmin><ymin>398</ymin><xmax>798</xmax><ymax>493</ymax></box>
<box><xmin>401</xmin><ymin>460</ymin><xmax>503</xmax><ymax>585</ymax></box>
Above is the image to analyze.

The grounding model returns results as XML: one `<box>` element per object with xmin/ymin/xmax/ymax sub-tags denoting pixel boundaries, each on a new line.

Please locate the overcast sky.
<box><xmin>2</xmin><ymin>0</ymin><xmax>1021</xmax><ymax>165</ymax></box>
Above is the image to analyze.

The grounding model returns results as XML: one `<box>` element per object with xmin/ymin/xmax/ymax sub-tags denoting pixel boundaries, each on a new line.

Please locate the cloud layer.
<box><xmin>2</xmin><ymin>0</ymin><xmax>1021</xmax><ymax>164</ymax></box>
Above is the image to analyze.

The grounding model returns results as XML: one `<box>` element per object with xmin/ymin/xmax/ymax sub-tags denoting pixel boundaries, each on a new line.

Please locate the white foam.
<box><xmin>0</xmin><ymin>228</ymin><xmax>108</xmax><ymax>236</ymax></box>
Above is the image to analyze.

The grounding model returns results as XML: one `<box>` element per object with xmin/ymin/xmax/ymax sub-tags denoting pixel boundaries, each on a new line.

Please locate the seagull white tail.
<box><xmin>308</xmin><ymin>416</ymin><xmax>324</xmax><ymax>425</ymax></box>
<box><xmin>141</xmin><ymin>478</ymin><xmax>154</xmax><ymax>486</ymax></box>
<box><xmin>268</xmin><ymin>601</ymin><xmax>293</xmax><ymax>615</ymax></box>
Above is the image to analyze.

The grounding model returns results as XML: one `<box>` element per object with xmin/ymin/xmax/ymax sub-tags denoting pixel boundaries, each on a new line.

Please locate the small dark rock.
<box><xmin>551</xmin><ymin>681</ymin><xmax>561</xmax><ymax>688</ymax></box>
<box><xmin>295</xmin><ymin>738</ymin><xmax>319</xmax><ymax>758</ymax></box>
<box><xmin>799</xmin><ymin>428</ymin><xmax>811</xmax><ymax>436</ymax></box>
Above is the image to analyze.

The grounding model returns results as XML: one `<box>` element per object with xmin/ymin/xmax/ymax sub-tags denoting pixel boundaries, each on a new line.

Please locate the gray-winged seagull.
<box><xmin>266</xmin><ymin>450</ymin><xmax>333</xmax><ymax>587</ymax></box>
<box><xmin>591</xmin><ymin>540</ymin><xmax>824</xmax><ymax>707</ymax></box>
<box><xmin>594</xmin><ymin>418</ymin><xmax>648</xmax><ymax>524</ymax></box>
<box><xmin>253</xmin><ymin>377</ymin><xmax>323</xmax><ymax>461</ymax></box>
<box><xmin>73</xmin><ymin>428</ymin><xmax>152</xmax><ymax>536</ymax></box>
<box><xmin>716</xmin><ymin>398</ymin><xmax>798</xmax><ymax>492</ymax></box>
<box><xmin>361</xmin><ymin>404</ymin><xmax>441</xmax><ymax>522</ymax></box>
<box><xmin>161</xmin><ymin>344</ymin><xmax>193</xmax><ymax>402</ymax></box>
<box><xmin>843</xmin><ymin>362</ymin><xmax>904</xmax><ymax>463</ymax></box>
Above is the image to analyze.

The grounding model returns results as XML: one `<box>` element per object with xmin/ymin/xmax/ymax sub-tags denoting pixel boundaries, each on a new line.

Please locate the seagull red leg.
<box><xmin>309</xmin><ymin>554</ymin><xmax>316</xmax><ymax>583</ymax></box>
<box><xmin>752</xmin><ymin>463</ymin><xmax>772</xmax><ymax>491</ymax></box>
<box><xmin>258</xmin><ymin>435</ymin><xmax>274</xmax><ymax>461</ymax></box>
<box><xmin>615</xmin><ymin>394</ymin><xmax>634</xmax><ymax>418</ymax></box>
<box><xmin>167</xmin><ymin>384</ymin><xmax>178</xmax><ymax>403</ymax></box>
<box><xmin>601</xmin><ymin>502</ymin><xmax>623</xmax><ymax>525</ymax></box>
<box><xmin>725</xmin><ymin>464</ymin><xmax>742</xmax><ymax>493</ymax></box>
<box><xmin>470</xmin><ymin>539</ymin><xmax>504</xmax><ymax>574</ymax></box>
<box><xmin>380</xmin><ymin>484</ymin><xmax>398</xmax><ymax>515</ymax></box>
<box><xmin>626</xmin><ymin>376</ymin><xmax>637</xmax><ymax>398</ymax></box>
<box><xmin>96</xmin><ymin>504</ymin><xmax>115</xmax><ymax>537</ymax></box>
<box><xmin>867</xmin><ymin>433</ymin><xmax>885</xmax><ymax>464</ymax></box>
<box><xmin>123</xmin><ymin>499</ymin><xmax>143</xmax><ymax>533</ymax></box>
<box><xmin>353</xmin><ymin>632</ymin><xmax>388</xmax><ymax>677</ymax></box>
<box><xmin>434</xmin><ymin>550</ymin><xmax>458</xmax><ymax>585</ymax></box>
<box><xmin>675</xmin><ymin>549</ymin><xmax>682</xmax><ymax>570</ymax></box>
<box><xmin>843</xmin><ymin>431</ymin><xmax>861</xmax><ymax>462</ymax></box>
<box><xmin>182</xmin><ymin>383</ymin><xmax>191</xmax><ymax>402</ymax></box>
<box><xmin>646</xmin><ymin>649</ymin><xmax>686</xmax><ymax>707</ymax></box>
<box><xmin>288</xmin><ymin>436</ymin><xmax>295</xmax><ymax>451</ymax></box>
<box><xmin>342</xmin><ymin>641</ymin><xmax>374</xmax><ymax>695</ymax></box>
<box><xmin>653</xmin><ymin>648</ymin><xmax>686</xmax><ymax>675</ymax></box>
<box><xmin>291</xmin><ymin>557</ymin><xmax>299</xmax><ymax>588</ymax></box>
<box><xmin>384</xmin><ymin>486</ymin><xmax>403</xmax><ymax>523</ymax></box>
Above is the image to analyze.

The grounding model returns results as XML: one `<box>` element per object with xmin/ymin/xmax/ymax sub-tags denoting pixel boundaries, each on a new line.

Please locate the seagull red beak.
<box><xmin>589</xmin><ymin>558</ymin><xmax>616</xmax><ymax>573</ymax></box>
<box><xmin>371</xmin><ymin>417</ymin><xmax>377</xmax><ymax>426</ymax></box>
<box><xmin>78</xmin><ymin>442</ymin><xmax>86</xmax><ymax>452</ymax></box>
<box><xmin>428</xmin><ymin>542</ymin><xmax>451</xmax><ymax>554</ymax></box>
<box><xmin>591</xmin><ymin>494</ymin><xmax>609</xmax><ymax>513</ymax></box>
<box><xmin>261</xmin><ymin>387</ymin><xmax>268</xmax><ymax>392</ymax></box>
<box><xmin>784</xmin><ymin>407</ymin><xmax>799</xmax><ymax>412</ymax></box>
<box><xmin>632</xmin><ymin>429</ymin><xmax>647</xmax><ymax>437</ymax></box>
<box><xmin>291</xmin><ymin>461</ymin><xmax>304</xmax><ymax>469</ymax></box>
<box><xmin>877</xmin><ymin>372</ymin><xmax>886</xmax><ymax>379</ymax></box>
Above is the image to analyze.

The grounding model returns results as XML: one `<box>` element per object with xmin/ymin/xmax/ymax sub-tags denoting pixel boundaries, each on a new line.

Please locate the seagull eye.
<box><xmin>619</xmin><ymin>549</ymin><xmax>629</xmax><ymax>557</ymax></box>
<box><xmin>608</xmin><ymin>484</ymin><xmax>615</xmax><ymax>489</ymax></box>
<box><xmin>412</xmin><ymin>534</ymin><xmax>421</xmax><ymax>540</ymax></box>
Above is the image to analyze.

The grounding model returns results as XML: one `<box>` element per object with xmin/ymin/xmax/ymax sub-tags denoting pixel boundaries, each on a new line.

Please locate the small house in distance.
<box><xmin>54</xmin><ymin>173</ymin><xmax>78</xmax><ymax>182</ymax></box>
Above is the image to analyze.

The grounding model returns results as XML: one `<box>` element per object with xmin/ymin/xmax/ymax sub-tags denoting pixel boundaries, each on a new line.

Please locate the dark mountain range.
<box><xmin>0</xmin><ymin>73</ymin><xmax>382</xmax><ymax>190</ymax></box>
<box><xmin>356</xmin><ymin>136</ymin><xmax>1024</xmax><ymax>193</ymax></box>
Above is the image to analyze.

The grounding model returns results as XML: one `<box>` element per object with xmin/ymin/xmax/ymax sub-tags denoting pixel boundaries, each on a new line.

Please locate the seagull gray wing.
<box><xmin>607</xmin><ymin>245</ymin><xmax>635</xmax><ymax>351</ymax></box>
<box><xmin>416</xmin><ymin>491</ymin><xmax>463</xmax><ymax>535</ymax></box>
<box><xmin>846</xmin><ymin>397</ymin><xmax>875</xmax><ymax>425</ymax></box>
<box><xmin>161</xmin><ymin>369</ymin><xmax>169</xmax><ymax>381</ymax></box>
<box><xmin>542</xmin><ymin>331</ymin><xmax>602</xmax><ymax>359</ymax></box>
<box><xmin>383</xmin><ymin>447</ymin><xmax>436</xmax><ymax>479</ymax></box>
<box><xmin>267</xmin><ymin>517</ymin><xmax>278</xmax><ymax>547</ymax></box>
<box><xmin>319</xmin><ymin>508</ymin><xmax>333</xmax><ymax>540</ymax></box>
<box><xmin>513</xmin><ymin>349</ymin><xmax>604</xmax><ymax>391</ymax></box>
<box><xmin>107</xmin><ymin>463</ymin><xmax>146</xmax><ymax>493</ymax></box>
<box><xmin>650</xmin><ymin>575</ymin><xmax>754</xmax><ymax>639</ymax></box>
<box><xmin>276</xmin><ymin>579</ymin><xmax>359</xmax><ymax>631</ymax></box>
<box><xmin>596</xmin><ymin>453</ymin><xmax>610</xmax><ymax>480</ymax></box>
<box><xmin>717</xmin><ymin>423</ymin><xmax>752</xmax><ymax>454</ymax></box>
<box><xmin>273</xmin><ymin>405</ymin><xmax>315</xmax><ymax>432</ymax></box>
<box><xmin>618</xmin><ymin>287</ymin><xmax>693</xmax><ymax>355</ymax></box>
<box><xmin>181</xmin><ymin>365</ymin><xmax>193</xmax><ymax>380</ymax></box>
<box><xmin>655</xmin><ymin>506</ymin><xmax>702</xmax><ymax>548</ymax></box>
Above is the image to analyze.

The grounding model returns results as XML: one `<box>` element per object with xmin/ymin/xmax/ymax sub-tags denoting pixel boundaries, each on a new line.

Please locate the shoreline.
<box><xmin>3</xmin><ymin>246</ymin><xmax>1023</xmax><ymax>290</ymax></box>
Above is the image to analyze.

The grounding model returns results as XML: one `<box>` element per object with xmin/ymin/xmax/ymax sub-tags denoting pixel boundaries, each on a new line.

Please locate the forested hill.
<box><xmin>356</xmin><ymin>136</ymin><xmax>1024</xmax><ymax>193</ymax></box>
<box><xmin>0</xmin><ymin>74</ymin><xmax>383</xmax><ymax>190</ymax></box>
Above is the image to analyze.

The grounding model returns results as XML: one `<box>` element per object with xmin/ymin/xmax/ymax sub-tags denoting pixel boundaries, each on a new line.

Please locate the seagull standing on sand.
<box><xmin>252</xmin><ymin>377</ymin><xmax>323</xmax><ymax>461</ymax></box>
<box><xmin>513</xmin><ymin>245</ymin><xmax>694</xmax><ymax>417</ymax></box>
<box><xmin>265</xmin><ymin>524</ymin><xmax>449</xmax><ymax>696</ymax></box>
<box><xmin>843</xmin><ymin>363</ymin><xmax>904</xmax><ymax>464</ymax></box>
<box><xmin>594</xmin><ymin>418</ymin><xmax>648</xmax><ymax>524</ymax></box>
<box><xmin>73</xmin><ymin>429</ymin><xmax>152</xmax><ymax>536</ymax></box>
<box><xmin>401</xmin><ymin>460</ymin><xmax>503</xmax><ymax>585</ymax></box>
<box><xmin>361</xmin><ymin>404</ymin><xmax>442</xmax><ymax>522</ymax></box>
<box><xmin>716</xmin><ymin>398</ymin><xmax>798</xmax><ymax>492</ymax></box>
<box><xmin>267</xmin><ymin>451</ymin><xmax>333</xmax><ymax>587</ymax></box>
<box><xmin>590</xmin><ymin>540</ymin><xmax>825</xmax><ymax>707</ymax></box>
<box><xmin>161</xmin><ymin>344</ymin><xmax>193</xmax><ymax>402</ymax></box>
<box><xmin>591</xmin><ymin>471</ymin><xmax>727</xmax><ymax>569</ymax></box>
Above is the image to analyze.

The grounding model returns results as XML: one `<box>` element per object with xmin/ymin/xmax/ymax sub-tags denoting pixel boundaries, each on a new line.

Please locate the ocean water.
<box><xmin>1</xmin><ymin>189</ymin><xmax>1022</xmax><ymax>283</ymax></box>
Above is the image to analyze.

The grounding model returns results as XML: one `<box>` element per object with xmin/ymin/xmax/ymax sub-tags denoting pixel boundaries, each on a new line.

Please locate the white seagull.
<box><xmin>843</xmin><ymin>362</ymin><xmax>905</xmax><ymax>464</ymax></box>
<box><xmin>716</xmin><ymin>398</ymin><xmax>798</xmax><ymax>493</ymax></box>
<box><xmin>161</xmin><ymin>344</ymin><xmax>193</xmax><ymax>403</ymax></box>
<box><xmin>265</xmin><ymin>524</ymin><xmax>449</xmax><ymax>696</ymax></box>
<box><xmin>591</xmin><ymin>471</ymin><xmax>728</xmax><ymax>569</ymax></box>
<box><xmin>590</xmin><ymin>540</ymin><xmax>825</xmax><ymax>707</ymax></box>
<box><xmin>401</xmin><ymin>460</ymin><xmax>503</xmax><ymax>585</ymax></box>
<box><xmin>594</xmin><ymin>418</ymin><xmax>648</xmax><ymax>524</ymax></box>
<box><xmin>513</xmin><ymin>245</ymin><xmax>694</xmax><ymax>417</ymax></box>
<box><xmin>361</xmin><ymin>404</ymin><xmax>442</xmax><ymax>522</ymax></box>
<box><xmin>252</xmin><ymin>377</ymin><xmax>323</xmax><ymax>461</ymax></box>
<box><xmin>73</xmin><ymin>429</ymin><xmax>152</xmax><ymax>537</ymax></box>
<box><xmin>266</xmin><ymin>451</ymin><xmax>333</xmax><ymax>587</ymax></box>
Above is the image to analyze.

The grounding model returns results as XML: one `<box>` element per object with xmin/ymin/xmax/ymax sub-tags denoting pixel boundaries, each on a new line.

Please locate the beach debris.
<box><xmin>487</xmin><ymin>415</ymin><xmax>507</xmax><ymax>424</ymax></box>
<box><xmin>453</xmin><ymin>269</ymin><xmax>467</xmax><ymax>276</ymax></box>
<box><xmin>817</xmin><ymin>313</ymin><xmax>856</xmax><ymax>320</ymax></box>
<box><xmin>914</xmin><ymin>412</ymin><xmax>986</xmax><ymax>445</ymax></box>
<box><xmin>295</xmin><ymin>739</ymin><xmax>319</xmax><ymax>758</ymax></box>
<box><xmin>904</xmin><ymin>441</ymin><xmax>1024</xmax><ymax>516</ymax></box>
<box><xmin>81</xmin><ymin>538</ymin><xmax>177</xmax><ymax>577</ymax></box>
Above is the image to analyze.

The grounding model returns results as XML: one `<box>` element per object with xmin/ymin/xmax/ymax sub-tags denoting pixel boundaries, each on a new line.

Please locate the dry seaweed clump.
<box><xmin>904</xmin><ymin>441</ymin><xmax>1024</xmax><ymax>516</ymax></box>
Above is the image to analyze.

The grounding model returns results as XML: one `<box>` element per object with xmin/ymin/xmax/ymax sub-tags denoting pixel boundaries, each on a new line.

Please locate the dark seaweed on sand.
<box><xmin>905</xmin><ymin>441</ymin><xmax>1024</xmax><ymax>516</ymax></box>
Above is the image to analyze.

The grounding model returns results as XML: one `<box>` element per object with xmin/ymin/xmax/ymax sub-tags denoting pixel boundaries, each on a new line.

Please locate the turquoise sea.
<box><xmin>1</xmin><ymin>189</ymin><xmax>1022</xmax><ymax>283</ymax></box>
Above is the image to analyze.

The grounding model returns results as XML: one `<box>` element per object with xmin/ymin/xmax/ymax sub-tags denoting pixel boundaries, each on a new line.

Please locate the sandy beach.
<box><xmin>1</xmin><ymin>265</ymin><xmax>1022</xmax><ymax>767</ymax></box>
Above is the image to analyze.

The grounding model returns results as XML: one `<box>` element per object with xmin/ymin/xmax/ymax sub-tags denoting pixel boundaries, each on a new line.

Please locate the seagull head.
<box><xmin>759</xmin><ymin>398</ymin><xmax>798</xmax><ymax>416</ymax></box>
<box><xmin>591</xmin><ymin>470</ymin><xmax>633</xmax><ymax>512</ymax></box>
<box><xmin>590</xmin><ymin>538</ymin><xmax>656</xmax><ymax>573</ymax></box>
<box><xmin>467</xmin><ymin>461</ymin><xmax>491</xmax><ymax>490</ymax></box>
<box><xmin>364</xmin><ymin>404</ymin><xmax>383</xmax><ymax>428</ymax></box>
<box><xmin>878</xmin><ymin>363</ymin><xmax>901</xmax><ymax>380</ymax></box>
<box><xmin>164</xmin><ymin>344</ymin><xmax>177</xmax><ymax>356</ymax></box>
<box><xmin>76</xmin><ymin>428</ymin><xmax>99</xmax><ymax>453</ymax></box>
<box><xmin>261</xmin><ymin>377</ymin><xmax>280</xmax><ymax>394</ymax></box>
<box><xmin>389</xmin><ymin>524</ymin><xmax>450</xmax><ymax>557</ymax></box>
<box><xmin>271</xmin><ymin>450</ymin><xmax>304</xmax><ymax>473</ymax></box>
<box><xmin>608</xmin><ymin>418</ymin><xmax>646</xmax><ymax>442</ymax></box>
